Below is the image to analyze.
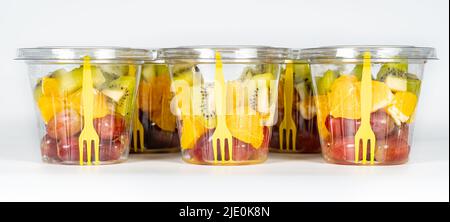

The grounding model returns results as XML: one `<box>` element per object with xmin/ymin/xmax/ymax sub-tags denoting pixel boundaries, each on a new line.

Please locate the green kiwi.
<box><xmin>377</xmin><ymin>63</ymin><xmax>408</xmax><ymax>92</ymax></box>
<box><xmin>407</xmin><ymin>74</ymin><xmax>422</xmax><ymax>96</ymax></box>
<box><xmin>316</xmin><ymin>70</ymin><xmax>338</xmax><ymax>95</ymax></box>
<box><xmin>249</xmin><ymin>73</ymin><xmax>275</xmax><ymax>114</ymax></box>
<box><xmin>351</xmin><ymin>64</ymin><xmax>363</xmax><ymax>80</ymax></box>
<box><xmin>101</xmin><ymin>76</ymin><xmax>136</xmax><ymax>117</ymax></box>
<box><xmin>52</xmin><ymin>66</ymin><xmax>106</xmax><ymax>94</ymax></box>
<box><xmin>172</xmin><ymin>65</ymin><xmax>202</xmax><ymax>86</ymax></box>
<box><xmin>192</xmin><ymin>83</ymin><xmax>216</xmax><ymax>128</ymax></box>
<box><xmin>293</xmin><ymin>64</ymin><xmax>311</xmax><ymax>83</ymax></box>
<box><xmin>141</xmin><ymin>64</ymin><xmax>157</xmax><ymax>82</ymax></box>
<box><xmin>99</xmin><ymin>65</ymin><xmax>129</xmax><ymax>77</ymax></box>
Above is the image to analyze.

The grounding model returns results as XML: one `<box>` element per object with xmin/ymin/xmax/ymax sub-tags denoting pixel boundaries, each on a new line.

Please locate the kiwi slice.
<box><xmin>249</xmin><ymin>73</ymin><xmax>275</xmax><ymax>114</ymax></box>
<box><xmin>141</xmin><ymin>64</ymin><xmax>157</xmax><ymax>82</ymax></box>
<box><xmin>407</xmin><ymin>74</ymin><xmax>422</xmax><ymax>96</ymax></box>
<box><xmin>52</xmin><ymin>66</ymin><xmax>106</xmax><ymax>94</ymax></box>
<box><xmin>295</xmin><ymin>81</ymin><xmax>313</xmax><ymax>101</ymax></box>
<box><xmin>293</xmin><ymin>64</ymin><xmax>311</xmax><ymax>83</ymax></box>
<box><xmin>192</xmin><ymin>83</ymin><xmax>216</xmax><ymax>128</ymax></box>
<box><xmin>351</xmin><ymin>64</ymin><xmax>363</xmax><ymax>80</ymax></box>
<box><xmin>99</xmin><ymin>65</ymin><xmax>129</xmax><ymax>77</ymax></box>
<box><xmin>316</xmin><ymin>70</ymin><xmax>338</xmax><ymax>95</ymax></box>
<box><xmin>172</xmin><ymin>65</ymin><xmax>202</xmax><ymax>86</ymax></box>
<box><xmin>102</xmin><ymin>76</ymin><xmax>136</xmax><ymax>117</ymax></box>
<box><xmin>376</xmin><ymin>63</ymin><xmax>408</xmax><ymax>92</ymax></box>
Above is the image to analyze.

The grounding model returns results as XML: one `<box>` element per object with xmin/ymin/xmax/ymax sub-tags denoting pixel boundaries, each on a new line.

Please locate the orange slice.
<box><xmin>67</xmin><ymin>88</ymin><xmax>110</xmax><ymax>118</ymax></box>
<box><xmin>180</xmin><ymin>115</ymin><xmax>206</xmax><ymax>149</ymax></box>
<box><xmin>328</xmin><ymin>75</ymin><xmax>361</xmax><ymax>119</ymax></box>
<box><xmin>387</xmin><ymin>91</ymin><xmax>418</xmax><ymax>125</ymax></box>
<box><xmin>37</xmin><ymin>96</ymin><xmax>65</xmax><ymax>123</ymax></box>
<box><xmin>329</xmin><ymin>76</ymin><xmax>394</xmax><ymax>119</ymax></box>
<box><xmin>226</xmin><ymin>112</ymin><xmax>264</xmax><ymax>149</ymax></box>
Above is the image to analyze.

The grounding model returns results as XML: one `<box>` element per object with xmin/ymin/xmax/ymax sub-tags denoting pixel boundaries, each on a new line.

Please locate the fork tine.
<box><xmin>291</xmin><ymin>129</ymin><xmax>296</xmax><ymax>151</ymax></box>
<box><xmin>227</xmin><ymin>138</ymin><xmax>233</xmax><ymax>162</ymax></box>
<box><xmin>220</xmin><ymin>139</ymin><xmax>226</xmax><ymax>162</ymax></box>
<box><xmin>79</xmin><ymin>139</ymin><xmax>85</xmax><ymax>166</ymax></box>
<box><xmin>133</xmin><ymin>128</ymin><xmax>138</xmax><ymax>152</ymax></box>
<box><xmin>286</xmin><ymin>129</ymin><xmax>291</xmax><ymax>151</ymax></box>
<box><xmin>86</xmin><ymin>139</ymin><xmax>92</xmax><ymax>166</ymax></box>
<box><xmin>279</xmin><ymin>128</ymin><xmax>284</xmax><ymax>151</ymax></box>
<box><xmin>93</xmin><ymin>139</ymin><xmax>100</xmax><ymax>165</ymax></box>
<box><xmin>355</xmin><ymin>137</ymin><xmax>360</xmax><ymax>164</ymax></box>
<box><xmin>362</xmin><ymin>139</ymin><xmax>368</xmax><ymax>164</ymax></box>
<box><xmin>212</xmin><ymin>138</ymin><xmax>218</xmax><ymax>163</ymax></box>
<box><xmin>370</xmin><ymin>137</ymin><xmax>376</xmax><ymax>165</ymax></box>
<box><xmin>139</xmin><ymin>129</ymin><xmax>145</xmax><ymax>152</ymax></box>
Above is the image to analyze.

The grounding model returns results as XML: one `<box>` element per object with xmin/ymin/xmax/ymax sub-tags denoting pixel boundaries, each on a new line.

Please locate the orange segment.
<box><xmin>328</xmin><ymin>75</ymin><xmax>361</xmax><ymax>119</ymax></box>
<box><xmin>67</xmin><ymin>88</ymin><xmax>110</xmax><ymax>118</ymax></box>
<box><xmin>41</xmin><ymin>77</ymin><xmax>60</xmax><ymax>97</ymax></box>
<box><xmin>357</xmin><ymin>80</ymin><xmax>394</xmax><ymax>111</ymax></box>
<box><xmin>180</xmin><ymin>115</ymin><xmax>206</xmax><ymax>149</ymax></box>
<box><xmin>37</xmin><ymin>96</ymin><xmax>64</xmax><ymax>123</ymax></box>
<box><xmin>151</xmin><ymin>92</ymin><xmax>177</xmax><ymax>132</ymax></box>
<box><xmin>387</xmin><ymin>91</ymin><xmax>418</xmax><ymax>125</ymax></box>
<box><xmin>329</xmin><ymin>76</ymin><xmax>394</xmax><ymax>119</ymax></box>
<box><xmin>226</xmin><ymin>112</ymin><xmax>264</xmax><ymax>149</ymax></box>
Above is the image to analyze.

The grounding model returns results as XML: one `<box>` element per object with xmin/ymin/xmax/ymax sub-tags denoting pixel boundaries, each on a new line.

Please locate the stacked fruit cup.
<box><xmin>302</xmin><ymin>46</ymin><xmax>437</xmax><ymax>165</ymax></box>
<box><xmin>163</xmin><ymin>46</ymin><xmax>288</xmax><ymax>165</ymax></box>
<box><xmin>18</xmin><ymin>47</ymin><xmax>148</xmax><ymax>165</ymax></box>
<box><xmin>131</xmin><ymin>57</ymin><xmax>180</xmax><ymax>153</ymax></box>
<box><xmin>270</xmin><ymin>56</ymin><xmax>321</xmax><ymax>153</ymax></box>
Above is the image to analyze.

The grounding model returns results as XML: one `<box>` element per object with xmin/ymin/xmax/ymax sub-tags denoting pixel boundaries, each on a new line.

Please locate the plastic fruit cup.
<box><xmin>163</xmin><ymin>46</ymin><xmax>288</xmax><ymax>165</ymax></box>
<box><xmin>131</xmin><ymin>59</ymin><xmax>180</xmax><ymax>153</ymax></box>
<box><xmin>270</xmin><ymin>54</ymin><xmax>321</xmax><ymax>153</ymax></box>
<box><xmin>17</xmin><ymin>47</ymin><xmax>149</xmax><ymax>165</ymax></box>
<box><xmin>302</xmin><ymin>46</ymin><xmax>437</xmax><ymax>165</ymax></box>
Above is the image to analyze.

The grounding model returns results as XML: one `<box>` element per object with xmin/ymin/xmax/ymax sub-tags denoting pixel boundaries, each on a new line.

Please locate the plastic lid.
<box><xmin>161</xmin><ymin>45</ymin><xmax>289</xmax><ymax>61</ymax></box>
<box><xmin>16</xmin><ymin>47</ymin><xmax>154</xmax><ymax>61</ymax></box>
<box><xmin>299</xmin><ymin>45</ymin><xmax>437</xmax><ymax>60</ymax></box>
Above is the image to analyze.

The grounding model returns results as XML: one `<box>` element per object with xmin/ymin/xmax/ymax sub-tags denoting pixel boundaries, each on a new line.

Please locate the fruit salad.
<box><xmin>131</xmin><ymin>63</ymin><xmax>180</xmax><ymax>153</ymax></box>
<box><xmin>18</xmin><ymin>47</ymin><xmax>147</xmax><ymax>165</ymax></box>
<box><xmin>303</xmin><ymin>46</ymin><xmax>437</xmax><ymax>165</ymax></box>
<box><xmin>269</xmin><ymin>63</ymin><xmax>321</xmax><ymax>153</ymax></box>
<box><xmin>163</xmin><ymin>46</ymin><xmax>286</xmax><ymax>165</ymax></box>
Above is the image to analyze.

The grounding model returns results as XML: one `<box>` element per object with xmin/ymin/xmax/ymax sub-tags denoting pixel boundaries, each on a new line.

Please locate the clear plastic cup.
<box><xmin>17</xmin><ymin>47</ymin><xmax>149</xmax><ymax>165</ymax></box>
<box><xmin>302</xmin><ymin>46</ymin><xmax>437</xmax><ymax>165</ymax></box>
<box><xmin>163</xmin><ymin>46</ymin><xmax>288</xmax><ymax>165</ymax></box>
<box><xmin>131</xmin><ymin>57</ymin><xmax>180</xmax><ymax>153</ymax></box>
<box><xmin>270</xmin><ymin>54</ymin><xmax>321</xmax><ymax>153</ymax></box>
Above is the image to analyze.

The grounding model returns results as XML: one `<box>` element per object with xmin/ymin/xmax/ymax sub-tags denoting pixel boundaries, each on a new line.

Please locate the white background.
<box><xmin>0</xmin><ymin>0</ymin><xmax>448</xmax><ymax>202</ymax></box>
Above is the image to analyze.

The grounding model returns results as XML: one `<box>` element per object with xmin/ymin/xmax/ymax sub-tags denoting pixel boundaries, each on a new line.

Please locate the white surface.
<box><xmin>0</xmin><ymin>139</ymin><xmax>448</xmax><ymax>202</ymax></box>
<box><xmin>0</xmin><ymin>0</ymin><xmax>448</xmax><ymax>202</ymax></box>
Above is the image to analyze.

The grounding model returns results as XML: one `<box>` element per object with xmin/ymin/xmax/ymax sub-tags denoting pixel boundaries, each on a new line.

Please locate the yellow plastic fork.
<box><xmin>131</xmin><ymin>66</ymin><xmax>145</xmax><ymax>153</ymax></box>
<box><xmin>78</xmin><ymin>56</ymin><xmax>100</xmax><ymax>165</ymax></box>
<box><xmin>211</xmin><ymin>52</ymin><xmax>233</xmax><ymax>163</ymax></box>
<box><xmin>279</xmin><ymin>63</ymin><xmax>297</xmax><ymax>151</ymax></box>
<box><xmin>354</xmin><ymin>52</ymin><xmax>376</xmax><ymax>165</ymax></box>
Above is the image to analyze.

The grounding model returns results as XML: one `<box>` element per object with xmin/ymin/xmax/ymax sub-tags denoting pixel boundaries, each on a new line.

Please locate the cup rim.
<box><xmin>16</xmin><ymin>46</ymin><xmax>154</xmax><ymax>61</ymax></box>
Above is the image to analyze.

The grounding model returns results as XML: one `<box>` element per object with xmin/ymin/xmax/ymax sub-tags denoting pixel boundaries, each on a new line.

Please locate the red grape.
<box><xmin>94</xmin><ymin>114</ymin><xmax>125</xmax><ymax>140</ymax></box>
<box><xmin>47</xmin><ymin>109</ymin><xmax>82</xmax><ymax>140</ymax></box>
<box><xmin>370</xmin><ymin>110</ymin><xmax>396</xmax><ymax>139</ymax></box>
<box><xmin>375</xmin><ymin>127</ymin><xmax>410</xmax><ymax>164</ymax></box>
<box><xmin>40</xmin><ymin>135</ymin><xmax>59</xmax><ymax>160</ymax></box>
<box><xmin>57</xmin><ymin>136</ymin><xmax>125</xmax><ymax>162</ymax></box>
<box><xmin>327</xmin><ymin>137</ymin><xmax>372</xmax><ymax>163</ymax></box>
<box><xmin>325</xmin><ymin>116</ymin><xmax>359</xmax><ymax>139</ymax></box>
<box><xmin>325</xmin><ymin>110</ymin><xmax>396</xmax><ymax>141</ymax></box>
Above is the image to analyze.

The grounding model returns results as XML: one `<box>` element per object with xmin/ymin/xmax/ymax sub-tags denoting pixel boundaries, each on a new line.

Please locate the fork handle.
<box><xmin>82</xmin><ymin>56</ymin><xmax>95</xmax><ymax>128</ymax></box>
<box><xmin>361</xmin><ymin>52</ymin><xmax>372</xmax><ymax>126</ymax></box>
<box><xmin>284</xmin><ymin>63</ymin><xmax>294</xmax><ymax>119</ymax></box>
